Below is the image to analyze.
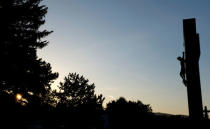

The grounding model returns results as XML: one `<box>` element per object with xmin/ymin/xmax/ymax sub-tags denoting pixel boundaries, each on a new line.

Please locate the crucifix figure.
<box><xmin>177</xmin><ymin>52</ymin><xmax>187</xmax><ymax>86</ymax></box>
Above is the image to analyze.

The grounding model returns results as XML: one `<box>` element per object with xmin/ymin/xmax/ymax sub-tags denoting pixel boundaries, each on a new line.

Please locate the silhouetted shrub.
<box><xmin>53</xmin><ymin>73</ymin><xmax>105</xmax><ymax>129</ymax></box>
<box><xmin>106</xmin><ymin>97</ymin><xmax>153</xmax><ymax>128</ymax></box>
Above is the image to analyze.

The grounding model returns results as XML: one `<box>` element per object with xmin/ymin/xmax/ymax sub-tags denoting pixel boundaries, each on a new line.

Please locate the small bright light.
<box><xmin>16</xmin><ymin>94</ymin><xmax>22</xmax><ymax>101</ymax></box>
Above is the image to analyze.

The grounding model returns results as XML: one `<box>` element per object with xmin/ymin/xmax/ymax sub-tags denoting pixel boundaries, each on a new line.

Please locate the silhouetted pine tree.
<box><xmin>0</xmin><ymin>0</ymin><xmax>58</xmax><ymax>103</ymax></box>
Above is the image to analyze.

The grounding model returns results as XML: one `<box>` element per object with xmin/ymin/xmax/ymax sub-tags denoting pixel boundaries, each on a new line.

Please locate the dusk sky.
<box><xmin>38</xmin><ymin>0</ymin><xmax>210</xmax><ymax>115</ymax></box>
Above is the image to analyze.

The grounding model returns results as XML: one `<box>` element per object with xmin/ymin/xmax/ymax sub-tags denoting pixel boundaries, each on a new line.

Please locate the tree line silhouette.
<box><xmin>0</xmin><ymin>0</ymin><xmax>209</xmax><ymax>129</ymax></box>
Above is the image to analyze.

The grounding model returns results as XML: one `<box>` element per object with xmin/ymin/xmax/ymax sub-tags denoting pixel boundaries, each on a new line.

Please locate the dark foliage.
<box><xmin>53</xmin><ymin>73</ymin><xmax>105</xmax><ymax>129</ymax></box>
<box><xmin>106</xmin><ymin>97</ymin><xmax>153</xmax><ymax>128</ymax></box>
<box><xmin>0</xmin><ymin>0</ymin><xmax>58</xmax><ymax>127</ymax></box>
<box><xmin>0</xmin><ymin>0</ymin><xmax>58</xmax><ymax>103</ymax></box>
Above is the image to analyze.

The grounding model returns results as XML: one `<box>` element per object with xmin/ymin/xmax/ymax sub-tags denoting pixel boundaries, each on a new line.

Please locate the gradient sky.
<box><xmin>38</xmin><ymin>0</ymin><xmax>210</xmax><ymax>115</ymax></box>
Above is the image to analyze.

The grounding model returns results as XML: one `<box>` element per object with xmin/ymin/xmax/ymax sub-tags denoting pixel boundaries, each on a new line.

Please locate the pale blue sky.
<box><xmin>38</xmin><ymin>0</ymin><xmax>210</xmax><ymax>115</ymax></box>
